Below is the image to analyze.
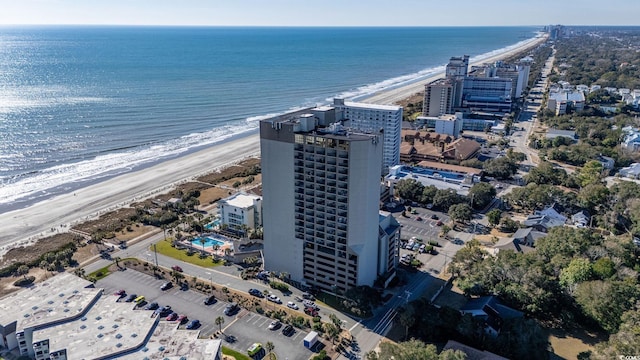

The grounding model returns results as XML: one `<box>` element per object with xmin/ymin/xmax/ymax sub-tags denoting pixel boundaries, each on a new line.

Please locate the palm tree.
<box><xmin>215</xmin><ymin>316</ymin><xmax>225</xmax><ymax>333</ymax></box>
<box><xmin>398</xmin><ymin>306</ymin><xmax>415</xmax><ymax>340</ymax></box>
<box><xmin>199</xmin><ymin>237</ymin><xmax>206</xmax><ymax>254</ymax></box>
<box><xmin>114</xmin><ymin>257</ymin><xmax>122</xmax><ymax>268</ymax></box>
<box><xmin>265</xmin><ymin>341</ymin><xmax>275</xmax><ymax>360</ymax></box>
<box><xmin>213</xmin><ymin>244</ymin><xmax>221</xmax><ymax>260</ymax></box>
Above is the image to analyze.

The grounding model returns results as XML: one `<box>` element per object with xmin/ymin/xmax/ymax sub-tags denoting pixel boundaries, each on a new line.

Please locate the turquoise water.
<box><xmin>0</xmin><ymin>26</ymin><xmax>539</xmax><ymax>210</ymax></box>
<box><xmin>191</xmin><ymin>236</ymin><xmax>226</xmax><ymax>248</ymax></box>
<box><xmin>204</xmin><ymin>219</ymin><xmax>221</xmax><ymax>230</ymax></box>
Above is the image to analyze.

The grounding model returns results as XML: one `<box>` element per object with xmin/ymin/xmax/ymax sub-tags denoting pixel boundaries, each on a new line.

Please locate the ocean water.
<box><xmin>0</xmin><ymin>26</ymin><xmax>539</xmax><ymax>211</ymax></box>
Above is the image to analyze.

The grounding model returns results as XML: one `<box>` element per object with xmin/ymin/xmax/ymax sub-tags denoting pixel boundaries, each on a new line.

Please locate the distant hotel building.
<box><xmin>547</xmin><ymin>90</ymin><xmax>585</xmax><ymax>115</ymax></box>
<box><xmin>332</xmin><ymin>98</ymin><xmax>402</xmax><ymax>173</ymax></box>
<box><xmin>423</xmin><ymin>79</ymin><xmax>454</xmax><ymax>117</ymax></box>
<box><xmin>260</xmin><ymin>110</ymin><xmax>399</xmax><ymax>293</ymax></box>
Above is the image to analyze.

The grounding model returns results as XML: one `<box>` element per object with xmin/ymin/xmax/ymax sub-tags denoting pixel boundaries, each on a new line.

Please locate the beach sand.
<box><xmin>0</xmin><ymin>34</ymin><xmax>546</xmax><ymax>256</ymax></box>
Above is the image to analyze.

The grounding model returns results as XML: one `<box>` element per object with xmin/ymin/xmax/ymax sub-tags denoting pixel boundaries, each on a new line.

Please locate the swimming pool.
<box><xmin>204</xmin><ymin>218</ymin><xmax>221</xmax><ymax>230</ymax></box>
<box><xmin>191</xmin><ymin>236</ymin><xmax>225</xmax><ymax>248</ymax></box>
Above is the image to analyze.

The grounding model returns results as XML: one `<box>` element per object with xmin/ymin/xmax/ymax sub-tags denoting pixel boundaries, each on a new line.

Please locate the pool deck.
<box><xmin>180</xmin><ymin>234</ymin><xmax>233</xmax><ymax>257</ymax></box>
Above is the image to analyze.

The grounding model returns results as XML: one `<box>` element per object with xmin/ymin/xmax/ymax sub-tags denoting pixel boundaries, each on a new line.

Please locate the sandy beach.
<box><xmin>0</xmin><ymin>34</ymin><xmax>546</xmax><ymax>256</ymax></box>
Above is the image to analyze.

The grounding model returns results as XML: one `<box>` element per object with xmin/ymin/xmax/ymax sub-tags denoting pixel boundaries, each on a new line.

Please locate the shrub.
<box><xmin>14</xmin><ymin>276</ymin><xmax>36</xmax><ymax>287</ymax></box>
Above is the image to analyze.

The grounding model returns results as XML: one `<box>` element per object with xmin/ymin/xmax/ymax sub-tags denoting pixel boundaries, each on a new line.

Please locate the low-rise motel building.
<box><xmin>0</xmin><ymin>273</ymin><xmax>221</xmax><ymax>360</ymax></box>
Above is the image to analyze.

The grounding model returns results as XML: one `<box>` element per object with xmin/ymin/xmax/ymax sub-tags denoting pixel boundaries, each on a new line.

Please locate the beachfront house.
<box><xmin>218</xmin><ymin>192</ymin><xmax>262</xmax><ymax>235</ymax></box>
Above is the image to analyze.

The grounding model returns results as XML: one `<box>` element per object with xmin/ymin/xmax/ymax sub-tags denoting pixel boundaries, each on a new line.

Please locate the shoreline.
<box><xmin>0</xmin><ymin>34</ymin><xmax>547</xmax><ymax>257</ymax></box>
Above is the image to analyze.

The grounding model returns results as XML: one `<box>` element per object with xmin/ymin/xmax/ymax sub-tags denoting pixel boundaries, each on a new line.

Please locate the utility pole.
<box><xmin>153</xmin><ymin>244</ymin><xmax>159</xmax><ymax>267</ymax></box>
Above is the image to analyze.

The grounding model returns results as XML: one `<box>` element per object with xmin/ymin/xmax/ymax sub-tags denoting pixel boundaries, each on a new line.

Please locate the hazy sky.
<box><xmin>0</xmin><ymin>0</ymin><xmax>638</xmax><ymax>27</ymax></box>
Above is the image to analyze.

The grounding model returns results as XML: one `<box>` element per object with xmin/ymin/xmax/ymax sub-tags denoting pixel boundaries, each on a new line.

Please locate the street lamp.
<box><xmin>205</xmin><ymin>272</ymin><xmax>213</xmax><ymax>293</ymax></box>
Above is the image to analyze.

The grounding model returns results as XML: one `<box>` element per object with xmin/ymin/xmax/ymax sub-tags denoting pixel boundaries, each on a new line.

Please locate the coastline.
<box><xmin>0</xmin><ymin>34</ymin><xmax>547</xmax><ymax>257</ymax></box>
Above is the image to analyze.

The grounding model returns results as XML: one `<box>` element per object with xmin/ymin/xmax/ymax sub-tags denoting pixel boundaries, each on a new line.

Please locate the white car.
<box><xmin>268</xmin><ymin>320</ymin><xmax>281</xmax><ymax>330</ymax></box>
<box><xmin>267</xmin><ymin>294</ymin><xmax>282</xmax><ymax>304</ymax></box>
<box><xmin>286</xmin><ymin>301</ymin><xmax>299</xmax><ymax>310</ymax></box>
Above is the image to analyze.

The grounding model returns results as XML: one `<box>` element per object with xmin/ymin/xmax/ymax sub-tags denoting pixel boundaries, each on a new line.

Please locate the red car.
<box><xmin>177</xmin><ymin>314</ymin><xmax>188</xmax><ymax>324</ymax></box>
<box><xmin>436</xmin><ymin>220</ymin><xmax>443</xmax><ymax>226</ymax></box>
<box><xmin>114</xmin><ymin>289</ymin><xmax>126</xmax><ymax>296</ymax></box>
<box><xmin>171</xmin><ymin>265</ymin><xmax>183</xmax><ymax>272</ymax></box>
<box><xmin>166</xmin><ymin>312</ymin><xmax>178</xmax><ymax>321</ymax></box>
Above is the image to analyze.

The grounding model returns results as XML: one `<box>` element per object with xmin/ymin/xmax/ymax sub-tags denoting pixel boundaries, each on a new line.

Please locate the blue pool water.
<box><xmin>204</xmin><ymin>219</ymin><xmax>221</xmax><ymax>230</ymax></box>
<box><xmin>191</xmin><ymin>236</ymin><xmax>225</xmax><ymax>248</ymax></box>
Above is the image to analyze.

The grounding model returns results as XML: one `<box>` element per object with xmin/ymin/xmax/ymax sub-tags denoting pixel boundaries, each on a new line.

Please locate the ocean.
<box><xmin>0</xmin><ymin>26</ymin><xmax>539</xmax><ymax>211</ymax></box>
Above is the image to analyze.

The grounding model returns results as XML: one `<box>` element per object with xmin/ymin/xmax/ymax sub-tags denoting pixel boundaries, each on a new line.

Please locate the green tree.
<box><xmin>594</xmin><ymin>301</ymin><xmax>640</xmax><ymax>358</ymax></box>
<box><xmin>577</xmin><ymin>183</ymin><xmax>609</xmax><ymax>211</ymax></box>
<box><xmin>487</xmin><ymin>209</ymin><xmax>502</xmax><ymax>227</ymax></box>
<box><xmin>499</xmin><ymin>217</ymin><xmax>520</xmax><ymax>233</ymax></box>
<box><xmin>448</xmin><ymin>203</ymin><xmax>472</xmax><ymax>224</ymax></box>
<box><xmin>398</xmin><ymin>305</ymin><xmax>416</xmax><ymax>340</ymax></box>
<box><xmin>433</xmin><ymin>189</ymin><xmax>464</xmax><ymax>212</ymax></box>
<box><xmin>577</xmin><ymin>160</ymin><xmax>604</xmax><ymax>187</ymax></box>
<box><xmin>16</xmin><ymin>265</ymin><xmax>29</xmax><ymax>279</ymax></box>
<box><xmin>559</xmin><ymin>258</ymin><xmax>593</xmax><ymax>291</ymax></box>
<box><xmin>421</xmin><ymin>185</ymin><xmax>438</xmax><ymax>205</ymax></box>
<box><xmin>324</xmin><ymin>322</ymin><xmax>340</xmax><ymax>344</ymax></box>
<box><xmin>483</xmin><ymin>156</ymin><xmax>518</xmax><ymax>180</ymax></box>
<box><xmin>371</xmin><ymin>340</ymin><xmax>465</xmax><ymax>360</ymax></box>
<box><xmin>592</xmin><ymin>257</ymin><xmax>616</xmax><ymax>279</ymax></box>
<box><xmin>215</xmin><ymin>316</ymin><xmax>225</xmax><ymax>333</ymax></box>
<box><xmin>468</xmin><ymin>182</ymin><xmax>497</xmax><ymax>209</ymax></box>
<box><xmin>574</xmin><ymin>280</ymin><xmax>640</xmax><ymax>333</ymax></box>
<box><xmin>266</xmin><ymin>341</ymin><xmax>275</xmax><ymax>360</ymax></box>
<box><xmin>395</xmin><ymin>179</ymin><xmax>424</xmax><ymax>202</ymax></box>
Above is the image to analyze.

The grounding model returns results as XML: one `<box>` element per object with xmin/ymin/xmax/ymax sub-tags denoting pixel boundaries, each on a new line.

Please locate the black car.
<box><xmin>248</xmin><ymin>288</ymin><xmax>264</xmax><ymax>298</ymax></box>
<box><xmin>144</xmin><ymin>302</ymin><xmax>159</xmax><ymax>310</ymax></box>
<box><xmin>125</xmin><ymin>294</ymin><xmax>137</xmax><ymax>302</ymax></box>
<box><xmin>431</xmin><ymin>214</ymin><xmax>439</xmax><ymax>220</ymax></box>
<box><xmin>224</xmin><ymin>334</ymin><xmax>237</xmax><ymax>343</ymax></box>
<box><xmin>180</xmin><ymin>282</ymin><xmax>189</xmax><ymax>291</ymax></box>
<box><xmin>160</xmin><ymin>282</ymin><xmax>173</xmax><ymax>290</ymax></box>
<box><xmin>204</xmin><ymin>295</ymin><xmax>217</xmax><ymax>305</ymax></box>
<box><xmin>282</xmin><ymin>324</ymin><xmax>294</xmax><ymax>336</ymax></box>
<box><xmin>224</xmin><ymin>302</ymin><xmax>239</xmax><ymax>316</ymax></box>
<box><xmin>185</xmin><ymin>319</ymin><xmax>200</xmax><ymax>329</ymax></box>
<box><xmin>154</xmin><ymin>305</ymin><xmax>172</xmax><ymax>317</ymax></box>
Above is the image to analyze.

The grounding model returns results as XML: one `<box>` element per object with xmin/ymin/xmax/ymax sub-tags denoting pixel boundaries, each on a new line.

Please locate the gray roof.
<box><xmin>546</xmin><ymin>129</ymin><xmax>577</xmax><ymax>139</ymax></box>
<box><xmin>523</xmin><ymin>214</ymin><xmax>565</xmax><ymax>229</ymax></box>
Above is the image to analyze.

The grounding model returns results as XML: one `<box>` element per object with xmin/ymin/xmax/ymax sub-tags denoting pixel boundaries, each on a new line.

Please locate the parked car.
<box><xmin>166</xmin><ymin>312</ymin><xmax>178</xmax><ymax>321</ymax></box>
<box><xmin>268</xmin><ymin>320</ymin><xmax>281</xmax><ymax>330</ymax></box>
<box><xmin>224</xmin><ymin>302</ymin><xmax>239</xmax><ymax>316</ymax></box>
<box><xmin>160</xmin><ymin>282</ymin><xmax>173</xmax><ymax>291</ymax></box>
<box><xmin>416</xmin><ymin>216</ymin><xmax>423</xmax><ymax>221</ymax></box>
<box><xmin>282</xmin><ymin>324</ymin><xmax>294</xmax><ymax>336</ymax></box>
<box><xmin>304</xmin><ymin>307</ymin><xmax>319</xmax><ymax>317</ymax></box>
<box><xmin>267</xmin><ymin>294</ymin><xmax>282</xmax><ymax>304</ymax></box>
<box><xmin>125</xmin><ymin>294</ymin><xmax>137</xmax><ymax>302</ymax></box>
<box><xmin>185</xmin><ymin>319</ymin><xmax>200</xmax><ymax>329</ymax></box>
<box><xmin>418</xmin><ymin>244</ymin><xmax>426</xmax><ymax>253</ymax></box>
<box><xmin>177</xmin><ymin>314</ymin><xmax>188</xmax><ymax>324</ymax></box>
<box><xmin>247</xmin><ymin>343</ymin><xmax>263</xmax><ymax>356</ymax></box>
<box><xmin>180</xmin><ymin>282</ymin><xmax>189</xmax><ymax>291</ymax></box>
<box><xmin>248</xmin><ymin>288</ymin><xmax>264</xmax><ymax>298</ymax></box>
<box><xmin>144</xmin><ymin>302</ymin><xmax>159</xmax><ymax>311</ymax></box>
<box><xmin>154</xmin><ymin>305</ymin><xmax>172</xmax><ymax>317</ymax></box>
<box><xmin>431</xmin><ymin>214</ymin><xmax>439</xmax><ymax>220</ymax></box>
<box><xmin>204</xmin><ymin>295</ymin><xmax>217</xmax><ymax>305</ymax></box>
<box><xmin>114</xmin><ymin>289</ymin><xmax>126</xmax><ymax>296</ymax></box>
<box><xmin>302</xmin><ymin>292</ymin><xmax>315</xmax><ymax>301</ymax></box>
<box><xmin>224</xmin><ymin>334</ymin><xmax>237</xmax><ymax>343</ymax></box>
<box><xmin>287</xmin><ymin>301</ymin><xmax>299</xmax><ymax>310</ymax></box>
<box><xmin>412</xmin><ymin>243</ymin><xmax>421</xmax><ymax>251</ymax></box>
<box><xmin>436</xmin><ymin>220</ymin><xmax>443</xmax><ymax>226</ymax></box>
<box><xmin>171</xmin><ymin>265</ymin><xmax>183</xmax><ymax>272</ymax></box>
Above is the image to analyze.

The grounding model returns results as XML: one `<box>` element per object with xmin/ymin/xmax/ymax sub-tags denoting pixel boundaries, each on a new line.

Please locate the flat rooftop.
<box><xmin>118</xmin><ymin>322</ymin><xmax>222</xmax><ymax>360</ymax></box>
<box><xmin>221</xmin><ymin>192</ymin><xmax>261</xmax><ymax>208</ymax></box>
<box><xmin>343</xmin><ymin>100</ymin><xmax>401</xmax><ymax>111</ymax></box>
<box><xmin>0</xmin><ymin>272</ymin><xmax>100</xmax><ymax>331</ymax></box>
<box><xmin>33</xmin><ymin>296</ymin><xmax>157</xmax><ymax>360</ymax></box>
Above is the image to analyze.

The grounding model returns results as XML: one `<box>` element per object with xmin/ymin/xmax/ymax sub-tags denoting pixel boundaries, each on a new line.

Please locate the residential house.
<box><xmin>536</xmin><ymin>203</ymin><xmax>568</xmax><ymax>223</ymax></box>
<box><xmin>443</xmin><ymin>340</ymin><xmax>508</xmax><ymax>360</ymax></box>
<box><xmin>460</xmin><ymin>296</ymin><xmax>523</xmax><ymax>337</ymax></box>
<box><xmin>619</xmin><ymin>163</ymin><xmax>640</xmax><ymax>179</ymax></box>
<box><xmin>510</xmin><ymin>227</ymin><xmax>546</xmax><ymax>247</ymax></box>
<box><xmin>572</xmin><ymin>210</ymin><xmax>590</xmax><ymax>228</ymax></box>
<box><xmin>523</xmin><ymin>215</ymin><xmax>565</xmax><ymax>232</ymax></box>
<box><xmin>493</xmin><ymin>237</ymin><xmax>535</xmax><ymax>254</ymax></box>
<box><xmin>545</xmin><ymin>129</ymin><xmax>577</xmax><ymax>142</ymax></box>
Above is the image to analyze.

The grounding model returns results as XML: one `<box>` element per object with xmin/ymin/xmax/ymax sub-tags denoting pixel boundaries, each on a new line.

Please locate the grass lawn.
<box><xmin>87</xmin><ymin>264</ymin><xmax>113</xmax><ymax>281</ymax></box>
<box><xmin>222</xmin><ymin>346</ymin><xmax>251</xmax><ymax>360</ymax></box>
<box><xmin>152</xmin><ymin>240</ymin><xmax>222</xmax><ymax>268</ymax></box>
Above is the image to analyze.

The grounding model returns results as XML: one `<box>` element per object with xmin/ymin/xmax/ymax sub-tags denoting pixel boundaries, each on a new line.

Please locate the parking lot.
<box><xmin>97</xmin><ymin>269</ymin><xmax>315</xmax><ymax>359</ymax></box>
